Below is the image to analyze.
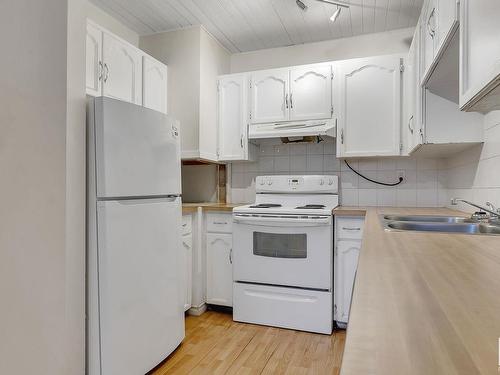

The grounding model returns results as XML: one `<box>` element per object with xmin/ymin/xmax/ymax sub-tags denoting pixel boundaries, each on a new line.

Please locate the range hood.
<box><xmin>248</xmin><ymin>119</ymin><xmax>336</xmax><ymax>140</ymax></box>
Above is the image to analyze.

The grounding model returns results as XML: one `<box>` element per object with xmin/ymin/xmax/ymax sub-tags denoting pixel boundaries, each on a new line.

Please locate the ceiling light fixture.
<box><xmin>330</xmin><ymin>6</ymin><xmax>341</xmax><ymax>22</ymax></box>
<box><xmin>295</xmin><ymin>0</ymin><xmax>349</xmax><ymax>23</ymax></box>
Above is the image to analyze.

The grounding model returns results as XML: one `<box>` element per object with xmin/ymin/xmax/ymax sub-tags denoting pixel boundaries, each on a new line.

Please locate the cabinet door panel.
<box><xmin>102</xmin><ymin>33</ymin><xmax>142</xmax><ymax>105</ymax></box>
<box><xmin>436</xmin><ymin>0</ymin><xmax>457</xmax><ymax>51</ymax></box>
<box><xmin>218</xmin><ymin>74</ymin><xmax>247</xmax><ymax>161</ymax></box>
<box><xmin>459</xmin><ymin>0</ymin><xmax>500</xmax><ymax>110</ymax></box>
<box><xmin>86</xmin><ymin>22</ymin><xmax>102</xmax><ymax>96</ymax></box>
<box><xmin>251</xmin><ymin>69</ymin><xmax>288</xmax><ymax>124</ymax></box>
<box><xmin>206</xmin><ymin>233</ymin><xmax>233</xmax><ymax>307</ymax></box>
<box><xmin>182</xmin><ymin>234</ymin><xmax>192</xmax><ymax>311</ymax></box>
<box><xmin>334</xmin><ymin>240</ymin><xmax>360</xmax><ymax>323</ymax></box>
<box><xmin>404</xmin><ymin>29</ymin><xmax>421</xmax><ymax>155</ymax></box>
<box><xmin>142</xmin><ymin>56</ymin><xmax>167</xmax><ymax>114</ymax></box>
<box><xmin>420</xmin><ymin>0</ymin><xmax>438</xmax><ymax>81</ymax></box>
<box><xmin>290</xmin><ymin>65</ymin><xmax>332</xmax><ymax>121</ymax></box>
<box><xmin>337</xmin><ymin>56</ymin><xmax>402</xmax><ymax>157</ymax></box>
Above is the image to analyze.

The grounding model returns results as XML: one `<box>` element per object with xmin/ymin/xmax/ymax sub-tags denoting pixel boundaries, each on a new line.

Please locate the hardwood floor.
<box><xmin>150</xmin><ymin>311</ymin><xmax>346</xmax><ymax>375</ymax></box>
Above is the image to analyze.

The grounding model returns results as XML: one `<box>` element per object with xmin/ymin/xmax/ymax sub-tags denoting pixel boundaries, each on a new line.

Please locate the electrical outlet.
<box><xmin>397</xmin><ymin>170</ymin><xmax>406</xmax><ymax>182</ymax></box>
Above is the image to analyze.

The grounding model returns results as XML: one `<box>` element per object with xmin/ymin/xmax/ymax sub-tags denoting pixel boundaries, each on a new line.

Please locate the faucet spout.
<box><xmin>450</xmin><ymin>198</ymin><xmax>500</xmax><ymax>218</ymax></box>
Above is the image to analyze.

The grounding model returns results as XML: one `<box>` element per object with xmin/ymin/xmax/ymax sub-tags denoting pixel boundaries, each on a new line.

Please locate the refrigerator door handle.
<box><xmin>106</xmin><ymin>196</ymin><xmax>180</xmax><ymax>205</ymax></box>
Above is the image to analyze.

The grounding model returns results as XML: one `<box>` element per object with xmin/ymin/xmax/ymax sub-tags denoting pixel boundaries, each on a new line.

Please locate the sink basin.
<box><xmin>383</xmin><ymin>214</ymin><xmax>473</xmax><ymax>223</ymax></box>
<box><xmin>385</xmin><ymin>221</ymin><xmax>500</xmax><ymax>235</ymax></box>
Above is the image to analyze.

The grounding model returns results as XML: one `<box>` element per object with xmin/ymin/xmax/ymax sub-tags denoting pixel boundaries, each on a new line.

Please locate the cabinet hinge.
<box><xmin>331</xmin><ymin>72</ymin><xmax>334</xmax><ymax>80</ymax></box>
<box><xmin>331</xmin><ymin>105</ymin><xmax>334</xmax><ymax>116</ymax></box>
<box><xmin>249</xmin><ymin>111</ymin><xmax>252</xmax><ymax>120</ymax></box>
<box><xmin>400</xmin><ymin>64</ymin><xmax>405</xmax><ymax>72</ymax></box>
<box><xmin>400</xmin><ymin>142</ymin><xmax>403</xmax><ymax>152</ymax></box>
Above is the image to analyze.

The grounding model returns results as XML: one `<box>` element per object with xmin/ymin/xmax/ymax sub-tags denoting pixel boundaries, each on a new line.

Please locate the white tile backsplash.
<box><xmin>443</xmin><ymin>111</ymin><xmax>500</xmax><ymax>212</ymax></box>
<box><xmin>229</xmin><ymin>139</ymin><xmax>444</xmax><ymax>207</ymax></box>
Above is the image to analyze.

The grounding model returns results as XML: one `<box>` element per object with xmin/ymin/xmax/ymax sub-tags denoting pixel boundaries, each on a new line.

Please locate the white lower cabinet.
<box><xmin>181</xmin><ymin>215</ymin><xmax>193</xmax><ymax>312</ymax></box>
<box><xmin>334</xmin><ymin>216</ymin><xmax>364</xmax><ymax>325</ymax></box>
<box><xmin>181</xmin><ymin>234</ymin><xmax>193</xmax><ymax>311</ymax></box>
<box><xmin>334</xmin><ymin>240</ymin><xmax>361</xmax><ymax>324</ymax></box>
<box><xmin>206</xmin><ymin>233</ymin><xmax>233</xmax><ymax>307</ymax></box>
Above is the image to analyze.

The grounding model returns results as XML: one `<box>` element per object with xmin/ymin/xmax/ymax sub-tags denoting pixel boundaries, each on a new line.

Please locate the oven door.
<box><xmin>232</xmin><ymin>213</ymin><xmax>333</xmax><ymax>290</ymax></box>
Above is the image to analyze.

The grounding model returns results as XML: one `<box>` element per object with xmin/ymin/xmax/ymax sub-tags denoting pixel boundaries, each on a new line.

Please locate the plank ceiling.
<box><xmin>90</xmin><ymin>0</ymin><xmax>423</xmax><ymax>53</ymax></box>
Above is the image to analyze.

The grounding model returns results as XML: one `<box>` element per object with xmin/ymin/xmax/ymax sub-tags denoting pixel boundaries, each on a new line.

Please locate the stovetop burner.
<box><xmin>249</xmin><ymin>203</ymin><xmax>282</xmax><ymax>208</ymax></box>
<box><xmin>295</xmin><ymin>204</ymin><xmax>326</xmax><ymax>209</ymax></box>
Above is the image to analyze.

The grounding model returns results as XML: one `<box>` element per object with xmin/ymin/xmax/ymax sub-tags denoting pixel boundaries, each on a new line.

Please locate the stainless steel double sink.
<box><xmin>381</xmin><ymin>214</ymin><xmax>500</xmax><ymax>235</ymax></box>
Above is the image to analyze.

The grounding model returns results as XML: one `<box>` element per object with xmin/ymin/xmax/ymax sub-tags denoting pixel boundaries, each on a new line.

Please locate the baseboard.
<box><xmin>187</xmin><ymin>303</ymin><xmax>207</xmax><ymax>316</ymax></box>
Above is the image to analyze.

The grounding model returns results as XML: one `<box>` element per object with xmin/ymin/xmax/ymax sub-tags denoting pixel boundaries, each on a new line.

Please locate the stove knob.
<box><xmin>328</xmin><ymin>178</ymin><xmax>334</xmax><ymax>185</ymax></box>
<box><xmin>259</xmin><ymin>179</ymin><xmax>265</xmax><ymax>185</ymax></box>
<box><xmin>267</xmin><ymin>180</ymin><xmax>273</xmax><ymax>186</ymax></box>
<box><xmin>319</xmin><ymin>179</ymin><xmax>324</xmax><ymax>186</ymax></box>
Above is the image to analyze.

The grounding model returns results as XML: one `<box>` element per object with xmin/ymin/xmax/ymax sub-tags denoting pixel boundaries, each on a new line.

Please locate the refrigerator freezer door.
<box><xmin>94</xmin><ymin>97</ymin><xmax>181</xmax><ymax>198</ymax></box>
<box><xmin>96</xmin><ymin>197</ymin><xmax>184</xmax><ymax>375</ymax></box>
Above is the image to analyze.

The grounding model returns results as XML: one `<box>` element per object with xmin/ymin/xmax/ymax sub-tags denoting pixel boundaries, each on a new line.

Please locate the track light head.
<box><xmin>330</xmin><ymin>6</ymin><xmax>341</xmax><ymax>22</ymax></box>
<box><xmin>296</xmin><ymin>0</ymin><xmax>308</xmax><ymax>11</ymax></box>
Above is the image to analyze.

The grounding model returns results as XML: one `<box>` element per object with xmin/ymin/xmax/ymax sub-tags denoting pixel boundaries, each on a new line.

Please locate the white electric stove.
<box><xmin>232</xmin><ymin>175</ymin><xmax>339</xmax><ymax>334</ymax></box>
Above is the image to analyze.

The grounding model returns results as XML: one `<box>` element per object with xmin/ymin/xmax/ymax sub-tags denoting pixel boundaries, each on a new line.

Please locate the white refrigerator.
<box><xmin>87</xmin><ymin>97</ymin><xmax>184</xmax><ymax>375</ymax></box>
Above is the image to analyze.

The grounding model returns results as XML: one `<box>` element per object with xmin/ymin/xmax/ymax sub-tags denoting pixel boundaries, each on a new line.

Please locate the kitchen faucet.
<box><xmin>450</xmin><ymin>198</ymin><xmax>500</xmax><ymax>219</ymax></box>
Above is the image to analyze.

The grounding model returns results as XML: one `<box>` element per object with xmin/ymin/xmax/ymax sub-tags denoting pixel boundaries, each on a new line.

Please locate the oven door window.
<box><xmin>253</xmin><ymin>232</ymin><xmax>307</xmax><ymax>259</ymax></box>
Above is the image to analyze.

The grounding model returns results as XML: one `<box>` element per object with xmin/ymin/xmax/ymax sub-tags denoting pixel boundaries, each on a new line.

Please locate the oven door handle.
<box><xmin>233</xmin><ymin>214</ymin><xmax>331</xmax><ymax>227</ymax></box>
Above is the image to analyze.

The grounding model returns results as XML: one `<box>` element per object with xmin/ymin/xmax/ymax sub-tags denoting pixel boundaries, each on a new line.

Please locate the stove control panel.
<box><xmin>256</xmin><ymin>175</ymin><xmax>338</xmax><ymax>194</ymax></box>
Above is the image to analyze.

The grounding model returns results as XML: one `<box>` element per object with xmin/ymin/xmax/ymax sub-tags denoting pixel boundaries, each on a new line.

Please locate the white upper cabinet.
<box><xmin>336</xmin><ymin>55</ymin><xmax>402</xmax><ymax>157</ymax></box>
<box><xmin>86</xmin><ymin>22</ymin><xmax>103</xmax><ymax>97</ymax></box>
<box><xmin>251</xmin><ymin>69</ymin><xmax>289</xmax><ymax>124</ymax></box>
<box><xmin>420</xmin><ymin>0</ymin><xmax>459</xmax><ymax>85</ymax></box>
<box><xmin>289</xmin><ymin>65</ymin><xmax>332</xmax><ymax>121</ymax></box>
<box><xmin>420</xmin><ymin>0</ymin><xmax>438</xmax><ymax>80</ymax></box>
<box><xmin>86</xmin><ymin>20</ymin><xmax>168</xmax><ymax>112</ymax></box>
<box><xmin>404</xmin><ymin>32</ymin><xmax>418</xmax><ymax>155</ymax></box>
<box><xmin>459</xmin><ymin>0</ymin><xmax>500</xmax><ymax>112</ymax></box>
<box><xmin>218</xmin><ymin>74</ymin><xmax>249</xmax><ymax>161</ymax></box>
<box><xmin>142</xmin><ymin>55</ymin><xmax>168</xmax><ymax>114</ymax></box>
<box><xmin>102</xmin><ymin>33</ymin><xmax>142</xmax><ymax>105</ymax></box>
<box><xmin>436</xmin><ymin>0</ymin><xmax>458</xmax><ymax>52</ymax></box>
<box><xmin>250</xmin><ymin>64</ymin><xmax>333</xmax><ymax>124</ymax></box>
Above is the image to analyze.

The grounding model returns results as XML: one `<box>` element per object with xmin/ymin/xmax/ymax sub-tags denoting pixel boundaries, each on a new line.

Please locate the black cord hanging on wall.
<box><xmin>344</xmin><ymin>160</ymin><xmax>403</xmax><ymax>187</ymax></box>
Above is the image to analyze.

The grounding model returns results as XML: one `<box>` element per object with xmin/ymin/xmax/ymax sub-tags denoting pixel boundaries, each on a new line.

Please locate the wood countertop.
<box><xmin>338</xmin><ymin>207</ymin><xmax>500</xmax><ymax>375</ymax></box>
<box><xmin>182</xmin><ymin>202</ymin><xmax>241</xmax><ymax>214</ymax></box>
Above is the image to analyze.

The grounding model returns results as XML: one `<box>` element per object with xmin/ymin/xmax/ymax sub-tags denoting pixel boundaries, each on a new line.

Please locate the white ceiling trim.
<box><xmin>90</xmin><ymin>0</ymin><xmax>423</xmax><ymax>53</ymax></box>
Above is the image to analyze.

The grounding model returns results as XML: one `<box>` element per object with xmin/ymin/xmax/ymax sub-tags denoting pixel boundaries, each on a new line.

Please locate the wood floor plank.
<box><xmin>150</xmin><ymin>311</ymin><xmax>345</xmax><ymax>375</ymax></box>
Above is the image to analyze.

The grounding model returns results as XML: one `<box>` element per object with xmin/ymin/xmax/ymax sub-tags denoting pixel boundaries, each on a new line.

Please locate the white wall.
<box><xmin>181</xmin><ymin>165</ymin><xmax>218</xmax><ymax>203</ymax></box>
<box><xmin>230</xmin><ymin>139</ymin><xmax>446</xmax><ymax>207</ymax></box>
<box><xmin>140</xmin><ymin>27</ymin><xmax>202</xmax><ymax>158</ymax></box>
<box><xmin>199</xmin><ymin>28</ymin><xmax>231</xmax><ymax>161</ymax></box>
<box><xmin>140</xmin><ymin>26</ymin><xmax>230</xmax><ymax>161</ymax></box>
<box><xmin>443</xmin><ymin>111</ymin><xmax>500</xmax><ymax>212</ymax></box>
<box><xmin>85</xmin><ymin>0</ymin><xmax>139</xmax><ymax>46</ymax></box>
<box><xmin>230</xmin><ymin>27</ymin><xmax>414</xmax><ymax>73</ymax></box>
<box><xmin>0</xmin><ymin>0</ymin><xmax>86</xmax><ymax>373</ymax></box>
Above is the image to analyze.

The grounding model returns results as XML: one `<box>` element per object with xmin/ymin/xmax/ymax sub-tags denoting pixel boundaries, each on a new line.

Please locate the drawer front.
<box><xmin>233</xmin><ymin>282</ymin><xmax>332</xmax><ymax>334</ymax></box>
<box><xmin>206</xmin><ymin>212</ymin><xmax>232</xmax><ymax>233</ymax></box>
<box><xmin>336</xmin><ymin>217</ymin><xmax>364</xmax><ymax>239</ymax></box>
<box><xmin>182</xmin><ymin>215</ymin><xmax>192</xmax><ymax>235</ymax></box>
